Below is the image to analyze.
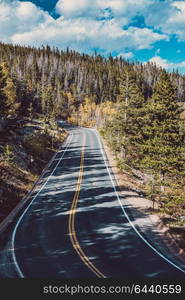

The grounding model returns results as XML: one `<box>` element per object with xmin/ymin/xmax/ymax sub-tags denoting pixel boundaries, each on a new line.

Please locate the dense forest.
<box><xmin>0</xmin><ymin>41</ymin><xmax>185</xmax><ymax>123</ymax></box>
<box><xmin>0</xmin><ymin>41</ymin><xmax>185</xmax><ymax>226</ymax></box>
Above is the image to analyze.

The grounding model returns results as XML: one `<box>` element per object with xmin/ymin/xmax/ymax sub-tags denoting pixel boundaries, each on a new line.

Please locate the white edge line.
<box><xmin>11</xmin><ymin>133</ymin><xmax>74</xmax><ymax>278</ymax></box>
<box><xmin>93</xmin><ymin>129</ymin><xmax>185</xmax><ymax>275</ymax></box>
<box><xmin>0</xmin><ymin>136</ymin><xmax>66</xmax><ymax>235</ymax></box>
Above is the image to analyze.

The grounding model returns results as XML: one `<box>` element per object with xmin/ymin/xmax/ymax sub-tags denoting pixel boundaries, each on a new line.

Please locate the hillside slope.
<box><xmin>0</xmin><ymin>118</ymin><xmax>67</xmax><ymax>223</ymax></box>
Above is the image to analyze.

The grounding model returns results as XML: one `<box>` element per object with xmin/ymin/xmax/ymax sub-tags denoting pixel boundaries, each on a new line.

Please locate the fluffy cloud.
<box><xmin>149</xmin><ymin>56</ymin><xmax>173</xmax><ymax>69</ymax></box>
<box><xmin>56</xmin><ymin>0</ymin><xmax>152</xmax><ymax>19</ymax></box>
<box><xmin>0</xmin><ymin>1</ymin><xmax>52</xmax><ymax>42</ymax></box>
<box><xmin>165</xmin><ymin>1</ymin><xmax>185</xmax><ymax>40</ymax></box>
<box><xmin>12</xmin><ymin>18</ymin><xmax>167</xmax><ymax>54</ymax></box>
<box><xmin>54</xmin><ymin>0</ymin><xmax>185</xmax><ymax>45</ymax></box>
<box><xmin>55</xmin><ymin>0</ymin><xmax>185</xmax><ymax>43</ymax></box>
<box><xmin>126</xmin><ymin>27</ymin><xmax>167</xmax><ymax>50</ymax></box>
<box><xmin>56</xmin><ymin>0</ymin><xmax>94</xmax><ymax>18</ymax></box>
<box><xmin>118</xmin><ymin>52</ymin><xmax>134</xmax><ymax>59</ymax></box>
<box><xmin>145</xmin><ymin>1</ymin><xmax>185</xmax><ymax>41</ymax></box>
<box><xmin>149</xmin><ymin>56</ymin><xmax>185</xmax><ymax>71</ymax></box>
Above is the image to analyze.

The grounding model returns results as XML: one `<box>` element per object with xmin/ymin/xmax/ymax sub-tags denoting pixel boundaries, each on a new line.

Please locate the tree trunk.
<box><xmin>160</xmin><ymin>171</ymin><xmax>165</xmax><ymax>193</ymax></box>
<box><xmin>120</xmin><ymin>146</ymin><xmax>126</xmax><ymax>159</ymax></box>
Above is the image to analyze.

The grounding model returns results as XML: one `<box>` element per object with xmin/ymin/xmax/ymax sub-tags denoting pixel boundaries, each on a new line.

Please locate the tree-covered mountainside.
<box><xmin>0</xmin><ymin>41</ymin><xmax>185</xmax><ymax>124</ymax></box>
<box><xmin>0</xmin><ymin>41</ymin><xmax>185</xmax><ymax>230</ymax></box>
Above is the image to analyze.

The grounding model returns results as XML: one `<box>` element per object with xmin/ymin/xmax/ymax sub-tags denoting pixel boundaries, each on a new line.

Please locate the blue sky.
<box><xmin>1</xmin><ymin>0</ymin><xmax>185</xmax><ymax>73</ymax></box>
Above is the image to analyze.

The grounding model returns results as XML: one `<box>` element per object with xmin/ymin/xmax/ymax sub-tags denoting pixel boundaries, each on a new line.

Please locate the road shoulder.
<box><xmin>100</xmin><ymin>133</ymin><xmax>185</xmax><ymax>266</ymax></box>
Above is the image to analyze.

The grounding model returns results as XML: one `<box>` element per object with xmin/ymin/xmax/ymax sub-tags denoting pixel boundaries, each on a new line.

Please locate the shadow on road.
<box><xmin>0</xmin><ymin>129</ymin><xmax>184</xmax><ymax>279</ymax></box>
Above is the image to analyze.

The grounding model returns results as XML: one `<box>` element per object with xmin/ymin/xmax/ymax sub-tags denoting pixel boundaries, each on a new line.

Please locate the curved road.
<box><xmin>0</xmin><ymin>125</ymin><xmax>185</xmax><ymax>278</ymax></box>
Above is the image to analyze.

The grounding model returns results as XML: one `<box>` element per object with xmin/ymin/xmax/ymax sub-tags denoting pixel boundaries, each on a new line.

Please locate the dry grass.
<box><xmin>0</xmin><ymin>120</ymin><xmax>68</xmax><ymax>223</ymax></box>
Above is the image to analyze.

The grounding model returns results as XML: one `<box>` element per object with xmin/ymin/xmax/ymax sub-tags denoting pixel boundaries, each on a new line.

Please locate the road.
<box><xmin>0</xmin><ymin>125</ymin><xmax>185</xmax><ymax>278</ymax></box>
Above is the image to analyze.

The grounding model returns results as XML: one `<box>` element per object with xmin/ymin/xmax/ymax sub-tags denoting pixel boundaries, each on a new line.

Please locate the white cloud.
<box><xmin>11</xmin><ymin>18</ymin><xmax>167</xmax><ymax>54</ymax></box>
<box><xmin>96</xmin><ymin>0</ymin><xmax>152</xmax><ymax>18</ymax></box>
<box><xmin>149</xmin><ymin>56</ymin><xmax>172</xmax><ymax>69</ymax></box>
<box><xmin>56</xmin><ymin>0</ymin><xmax>152</xmax><ymax>19</ymax></box>
<box><xmin>126</xmin><ymin>27</ymin><xmax>167</xmax><ymax>50</ymax></box>
<box><xmin>166</xmin><ymin>1</ymin><xmax>185</xmax><ymax>40</ymax></box>
<box><xmin>118</xmin><ymin>52</ymin><xmax>134</xmax><ymax>59</ymax></box>
<box><xmin>56</xmin><ymin>0</ymin><xmax>95</xmax><ymax>18</ymax></box>
<box><xmin>148</xmin><ymin>56</ymin><xmax>185</xmax><ymax>72</ymax></box>
<box><xmin>16</xmin><ymin>2</ymin><xmax>39</xmax><ymax>19</ymax></box>
<box><xmin>0</xmin><ymin>1</ymin><xmax>53</xmax><ymax>42</ymax></box>
<box><xmin>145</xmin><ymin>1</ymin><xmax>185</xmax><ymax>41</ymax></box>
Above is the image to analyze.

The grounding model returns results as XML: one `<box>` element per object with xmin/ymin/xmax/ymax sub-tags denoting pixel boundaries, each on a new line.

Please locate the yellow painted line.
<box><xmin>68</xmin><ymin>135</ymin><xmax>106</xmax><ymax>278</ymax></box>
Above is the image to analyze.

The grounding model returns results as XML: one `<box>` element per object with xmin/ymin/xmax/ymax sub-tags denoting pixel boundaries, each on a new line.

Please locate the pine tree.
<box><xmin>140</xmin><ymin>70</ymin><xmax>185</xmax><ymax>188</ymax></box>
<box><xmin>0</xmin><ymin>63</ymin><xmax>8</xmax><ymax>117</ymax></box>
<box><xmin>41</xmin><ymin>84</ymin><xmax>55</xmax><ymax>120</ymax></box>
<box><xmin>0</xmin><ymin>63</ymin><xmax>17</xmax><ymax>118</ymax></box>
<box><xmin>111</xmin><ymin>67</ymin><xmax>145</xmax><ymax>163</ymax></box>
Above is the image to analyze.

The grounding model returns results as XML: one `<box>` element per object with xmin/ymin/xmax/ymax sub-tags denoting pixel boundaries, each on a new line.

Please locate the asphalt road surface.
<box><xmin>0</xmin><ymin>125</ymin><xmax>185</xmax><ymax>278</ymax></box>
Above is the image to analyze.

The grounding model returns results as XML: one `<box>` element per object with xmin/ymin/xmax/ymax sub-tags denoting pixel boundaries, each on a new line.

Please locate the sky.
<box><xmin>1</xmin><ymin>0</ymin><xmax>185</xmax><ymax>73</ymax></box>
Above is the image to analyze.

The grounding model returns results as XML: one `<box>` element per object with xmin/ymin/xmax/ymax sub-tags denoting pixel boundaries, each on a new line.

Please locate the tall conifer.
<box><xmin>140</xmin><ymin>71</ymin><xmax>185</xmax><ymax>183</ymax></box>
<box><xmin>113</xmin><ymin>67</ymin><xmax>145</xmax><ymax>163</ymax></box>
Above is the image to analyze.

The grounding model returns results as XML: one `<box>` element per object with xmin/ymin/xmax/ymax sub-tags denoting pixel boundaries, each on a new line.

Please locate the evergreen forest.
<box><xmin>0</xmin><ymin>41</ymin><xmax>185</xmax><ymax>224</ymax></box>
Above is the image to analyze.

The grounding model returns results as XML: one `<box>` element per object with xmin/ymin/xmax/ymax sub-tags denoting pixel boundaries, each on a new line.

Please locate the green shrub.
<box><xmin>1</xmin><ymin>144</ymin><xmax>14</xmax><ymax>162</ymax></box>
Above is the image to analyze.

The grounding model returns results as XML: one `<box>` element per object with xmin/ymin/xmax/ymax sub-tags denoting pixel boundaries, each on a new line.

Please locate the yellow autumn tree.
<box><xmin>96</xmin><ymin>101</ymin><xmax>117</xmax><ymax>127</ymax></box>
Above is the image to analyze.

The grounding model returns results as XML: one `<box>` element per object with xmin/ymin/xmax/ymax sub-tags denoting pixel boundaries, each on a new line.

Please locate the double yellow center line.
<box><xmin>68</xmin><ymin>135</ymin><xmax>106</xmax><ymax>278</ymax></box>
